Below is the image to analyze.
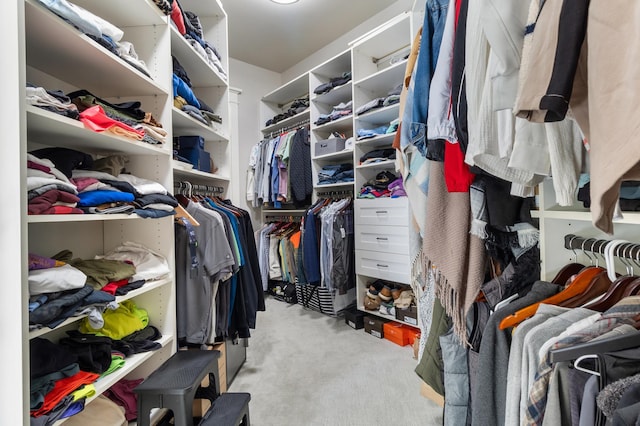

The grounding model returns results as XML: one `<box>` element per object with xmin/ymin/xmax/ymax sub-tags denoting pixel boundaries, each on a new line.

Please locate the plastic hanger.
<box><xmin>498</xmin><ymin>240</ymin><xmax>610</xmax><ymax>330</ymax></box>
<box><xmin>622</xmin><ymin>248</ymin><xmax>640</xmax><ymax>297</ymax></box>
<box><xmin>583</xmin><ymin>242</ymin><xmax>637</xmax><ymax>312</ymax></box>
<box><xmin>573</xmin><ymin>354</ymin><xmax>601</xmax><ymax>376</ymax></box>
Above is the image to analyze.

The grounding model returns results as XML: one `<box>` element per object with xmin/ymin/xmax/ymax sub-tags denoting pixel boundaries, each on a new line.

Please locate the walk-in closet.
<box><xmin>3</xmin><ymin>0</ymin><xmax>640</xmax><ymax>425</ymax></box>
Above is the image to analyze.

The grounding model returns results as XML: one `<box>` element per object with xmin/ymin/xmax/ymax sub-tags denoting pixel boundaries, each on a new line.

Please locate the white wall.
<box><xmin>281</xmin><ymin>0</ymin><xmax>413</xmax><ymax>83</ymax></box>
<box><xmin>228</xmin><ymin>58</ymin><xmax>281</xmax><ymax>223</ymax></box>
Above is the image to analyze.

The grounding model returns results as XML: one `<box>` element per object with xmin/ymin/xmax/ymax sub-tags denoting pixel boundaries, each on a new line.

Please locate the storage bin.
<box><xmin>383</xmin><ymin>322</ymin><xmax>409</xmax><ymax>346</ymax></box>
<box><xmin>395</xmin><ymin>305</ymin><xmax>418</xmax><ymax>327</ymax></box>
<box><xmin>314</xmin><ymin>137</ymin><xmax>346</xmax><ymax>157</ymax></box>
<box><xmin>344</xmin><ymin>308</ymin><xmax>365</xmax><ymax>330</ymax></box>
<box><xmin>364</xmin><ymin>316</ymin><xmax>389</xmax><ymax>338</ymax></box>
<box><xmin>401</xmin><ymin>325</ymin><xmax>420</xmax><ymax>345</ymax></box>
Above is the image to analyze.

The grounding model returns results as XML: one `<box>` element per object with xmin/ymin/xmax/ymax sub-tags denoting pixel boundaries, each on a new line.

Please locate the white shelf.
<box><xmin>312</xmin><ymin>114</ymin><xmax>353</xmax><ymax>133</ymax></box>
<box><xmin>311</xmin><ymin>49</ymin><xmax>351</xmax><ymax>79</ymax></box>
<box><xmin>27</xmin><ymin>213</ymin><xmax>147</xmax><ymax>224</ymax></box>
<box><xmin>357</xmin><ymin>306</ymin><xmax>417</xmax><ymax>328</ymax></box>
<box><xmin>353</xmin><ymin>59</ymin><xmax>407</xmax><ymax>92</ymax></box>
<box><xmin>172</xmin><ymin>107</ymin><xmax>228</xmax><ymax>142</ymax></box>
<box><xmin>355</xmin><ymin>132</ymin><xmax>396</xmax><ymax>148</ymax></box>
<box><xmin>314</xmin><ymin>182</ymin><xmax>355</xmax><ymax>189</ymax></box>
<box><xmin>25</xmin><ymin>0</ymin><xmax>169</xmax><ymax>97</ymax></box>
<box><xmin>540</xmin><ymin>208</ymin><xmax>640</xmax><ymax>225</ymax></box>
<box><xmin>262</xmin><ymin>73</ymin><xmax>309</xmax><ymax>105</ymax></box>
<box><xmin>311</xmin><ymin>82</ymin><xmax>353</xmax><ymax>106</ymax></box>
<box><xmin>356</xmin><ymin>104</ymin><xmax>400</xmax><ymax>125</ymax></box>
<box><xmin>262</xmin><ymin>109</ymin><xmax>310</xmax><ymax>134</ymax></box>
<box><xmin>29</xmin><ymin>278</ymin><xmax>173</xmax><ymax>339</ymax></box>
<box><xmin>312</xmin><ymin>149</ymin><xmax>354</xmax><ymax>162</ymax></box>
<box><xmin>26</xmin><ymin>106</ymin><xmax>171</xmax><ymax>156</ymax></box>
<box><xmin>170</xmin><ymin>26</ymin><xmax>227</xmax><ymax>88</ymax></box>
<box><xmin>179</xmin><ymin>0</ymin><xmax>226</xmax><ymax>18</ymax></box>
<box><xmin>72</xmin><ymin>0</ymin><xmax>167</xmax><ymax>26</ymax></box>
<box><xmin>173</xmin><ymin>167</ymin><xmax>230</xmax><ymax>182</ymax></box>
<box><xmin>356</xmin><ymin>159</ymin><xmax>396</xmax><ymax>169</ymax></box>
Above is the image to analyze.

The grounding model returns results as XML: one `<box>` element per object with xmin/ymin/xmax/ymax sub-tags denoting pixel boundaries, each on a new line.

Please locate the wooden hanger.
<box><xmin>498</xmin><ymin>266</ymin><xmax>604</xmax><ymax>329</ymax></box>
<box><xmin>174</xmin><ymin>204</ymin><xmax>200</xmax><ymax>226</ymax></box>
<box><xmin>557</xmin><ymin>268</ymin><xmax>611</xmax><ymax>308</ymax></box>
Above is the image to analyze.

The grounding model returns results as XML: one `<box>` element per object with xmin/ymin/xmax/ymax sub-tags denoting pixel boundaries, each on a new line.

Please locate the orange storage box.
<box><xmin>401</xmin><ymin>325</ymin><xmax>420</xmax><ymax>345</ymax></box>
<box><xmin>383</xmin><ymin>322</ymin><xmax>409</xmax><ymax>346</ymax></box>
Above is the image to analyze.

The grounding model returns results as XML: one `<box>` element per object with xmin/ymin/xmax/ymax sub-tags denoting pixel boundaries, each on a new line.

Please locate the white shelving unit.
<box><xmin>2</xmin><ymin>0</ymin><xmax>232</xmax><ymax>423</ymax></box>
<box><xmin>350</xmin><ymin>13</ymin><xmax>417</xmax><ymax>326</ymax></box>
<box><xmin>171</xmin><ymin>0</ymin><xmax>231</xmax><ymax>193</ymax></box>
<box><xmin>309</xmin><ymin>50</ymin><xmax>354</xmax><ymax>193</ymax></box>
<box><xmin>255</xmin><ymin>12</ymin><xmax>420</xmax><ymax>326</ymax></box>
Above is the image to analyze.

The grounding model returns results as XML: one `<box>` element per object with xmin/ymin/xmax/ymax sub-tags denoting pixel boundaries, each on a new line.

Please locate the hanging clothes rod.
<box><xmin>564</xmin><ymin>234</ymin><xmax>640</xmax><ymax>261</ymax></box>
<box><xmin>174</xmin><ymin>181</ymin><xmax>225</xmax><ymax>195</ymax></box>
<box><xmin>316</xmin><ymin>189</ymin><xmax>354</xmax><ymax>199</ymax></box>
<box><xmin>269</xmin><ymin>118</ymin><xmax>310</xmax><ymax>138</ymax></box>
<box><xmin>264</xmin><ymin>215</ymin><xmax>303</xmax><ymax>223</ymax></box>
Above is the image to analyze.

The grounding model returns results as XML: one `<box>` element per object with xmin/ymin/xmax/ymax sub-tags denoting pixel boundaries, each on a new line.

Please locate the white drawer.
<box><xmin>355</xmin><ymin>198</ymin><xmax>409</xmax><ymax>226</ymax></box>
<box><xmin>355</xmin><ymin>225</ymin><xmax>410</xmax><ymax>255</ymax></box>
<box><xmin>355</xmin><ymin>250</ymin><xmax>410</xmax><ymax>284</ymax></box>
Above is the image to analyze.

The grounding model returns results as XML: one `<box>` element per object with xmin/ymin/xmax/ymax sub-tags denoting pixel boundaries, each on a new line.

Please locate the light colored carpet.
<box><xmin>228</xmin><ymin>297</ymin><xmax>444</xmax><ymax>426</ymax></box>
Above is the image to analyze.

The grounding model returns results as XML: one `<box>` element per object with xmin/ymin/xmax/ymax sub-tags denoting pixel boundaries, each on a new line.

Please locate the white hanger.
<box><xmin>605</xmin><ymin>239</ymin><xmax>629</xmax><ymax>282</ymax></box>
<box><xmin>574</xmin><ymin>354</ymin><xmax>600</xmax><ymax>376</ymax></box>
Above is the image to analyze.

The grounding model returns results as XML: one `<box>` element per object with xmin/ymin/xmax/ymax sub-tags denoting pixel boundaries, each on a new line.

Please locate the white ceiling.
<box><xmin>221</xmin><ymin>0</ymin><xmax>396</xmax><ymax>73</ymax></box>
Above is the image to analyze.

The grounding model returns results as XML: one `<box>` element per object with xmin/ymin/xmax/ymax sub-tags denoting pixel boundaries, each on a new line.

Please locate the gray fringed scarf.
<box><xmin>422</xmin><ymin>161</ymin><xmax>487</xmax><ymax>344</ymax></box>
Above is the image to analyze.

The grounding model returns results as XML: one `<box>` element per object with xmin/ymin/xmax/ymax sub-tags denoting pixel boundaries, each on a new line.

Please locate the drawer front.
<box><xmin>355</xmin><ymin>198</ymin><xmax>409</xmax><ymax>226</ymax></box>
<box><xmin>355</xmin><ymin>225</ymin><xmax>409</xmax><ymax>255</ymax></box>
<box><xmin>356</xmin><ymin>250</ymin><xmax>410</xmax><ymax>284</ymax></box>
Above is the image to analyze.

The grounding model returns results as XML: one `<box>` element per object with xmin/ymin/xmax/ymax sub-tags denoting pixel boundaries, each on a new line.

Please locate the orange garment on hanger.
<box><xmin>498</xmin><ymin>266</ymin><xmax>604</xmax><ymax>330</ymax></box>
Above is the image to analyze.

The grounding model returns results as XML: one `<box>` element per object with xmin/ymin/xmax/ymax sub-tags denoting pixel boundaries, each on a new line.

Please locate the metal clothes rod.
<box><xmin>316</xmin><ymin>189</ymin><xmax>353</xmax><ymax>199</ymax></box>
<box><xmin>564</xmin><ymin>234</ymin><xmax>640</xmax><ymax>261</ymax></box>
<box><xmin>264</xmin><ymin>215</ymin><xmax>303</xmax><ymax>223</ymax></box>
<box><xmin>174</xmin><ymin>181</ymin><xmax>225</xmax><ymax>195</ymax></box>
<box><xmin>269</xmin><ymin>118</ymin><xmax>310</xmax><ymax>138</ymax></box>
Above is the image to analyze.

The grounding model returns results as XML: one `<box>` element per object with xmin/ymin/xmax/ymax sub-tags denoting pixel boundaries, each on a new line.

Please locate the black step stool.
<box><xmin>134</xmin><ymin>350</ymin><xmax>251</xmax><ymax>426</ymax></box>
<box><xmin>198</xmin><ymin>392</ymin><xmax>251</xmax><ymax>426</ymax></box>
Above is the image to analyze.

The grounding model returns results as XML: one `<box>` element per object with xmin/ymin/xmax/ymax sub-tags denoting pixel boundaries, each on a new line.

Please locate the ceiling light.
<box><xmin>270</xmin><ymin>0</ymin><xmax>299</xmax><ymax>4</ymax></box>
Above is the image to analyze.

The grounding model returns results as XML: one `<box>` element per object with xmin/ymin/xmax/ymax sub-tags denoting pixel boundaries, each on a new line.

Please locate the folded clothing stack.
<box><xmin>314</xmin><ymin>100</ymin><xmax>353</xmax><ymax>126</ymax></box>
<box><xmin>318</xmin><ymin>163</ymin><xmax>354</xmax><ymax>185</ymax></box>
<box><xmin>358</xmin><ymin>171</ymin><xmax>406</xmax><ymax>199</ymax></box>
<box><xmin>313</xmin><ymin>71</ymin><xmax>352</xmax><ymax>95</ymax></box>
<box><xmin>265</xmin><ymin>96</ymin><xmax>309</xmax><ymax>127</ymax></box>
<box><xmin>355</xmin><ymin>83</ymin><xmax>402</xmax><ymax>116</ymax></box>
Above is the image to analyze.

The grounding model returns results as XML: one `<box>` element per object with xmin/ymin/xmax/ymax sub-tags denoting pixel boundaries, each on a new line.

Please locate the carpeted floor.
<box><xmin>228</xmin><ymin>297</ymin><xmax>444</xmax><ymax>426</ymax></box>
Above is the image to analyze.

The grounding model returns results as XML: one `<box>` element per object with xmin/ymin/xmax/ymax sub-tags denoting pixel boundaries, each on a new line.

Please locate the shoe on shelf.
<box><xmin>391</xmin><ymin>286</ymin><xmax>404</xmax><ymax>300</ymax></box>
<box><xmin>366</xmin><ymin>286</ymin><xmax>379</xmax><ymax>299</ymax></box>
<box><xmin>364</xmin><ymin>295</ymin><xmax>381</xmax><ymax>310</ymax></box>
<box><xmin>379</xmin><ymin>285</ymin><xmax>393</xmax><ymax>302</ymax></box>
<box><xmin>379</xmin><ymin>300</ymin><xmax>396</xmax><ymax>317</ymax></box>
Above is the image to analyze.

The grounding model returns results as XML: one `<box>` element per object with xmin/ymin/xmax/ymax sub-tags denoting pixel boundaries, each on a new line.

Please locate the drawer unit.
<box><xmin>355</xmin><ymin>249</ymin><xmax>411</xmax><ymax>284</ymax></box>
<box><xmin>355</xmin><ymin>197</ymin><xmax>409</xmax><ymax>226</ymax></box>
<box><xmin>355</xmin><ymin>224</ymin><xmax>409</xmax><ymax>255</ymax></box>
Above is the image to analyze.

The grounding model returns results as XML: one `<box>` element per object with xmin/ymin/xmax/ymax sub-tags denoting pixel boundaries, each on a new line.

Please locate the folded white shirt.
<box><xmin>29</xmin><ymin>264</ymin><xmax>87</xmax><ymax>295</ymax></box>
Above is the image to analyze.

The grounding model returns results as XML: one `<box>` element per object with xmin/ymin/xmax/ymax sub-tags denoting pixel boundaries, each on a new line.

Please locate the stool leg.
<box><xmin>242</xmin><ymin>406</ymin><xmax>251</xmax><ymax>426</ymax></box>
<box><xmin>164</xmin><ymin>394</ymin><xmax>194</xmax><ymax>426</ymax></box>
<box><xmin>137</xmin><ymin>395</ymin><xmax>161</xmax><ymax>426</ymax></box>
